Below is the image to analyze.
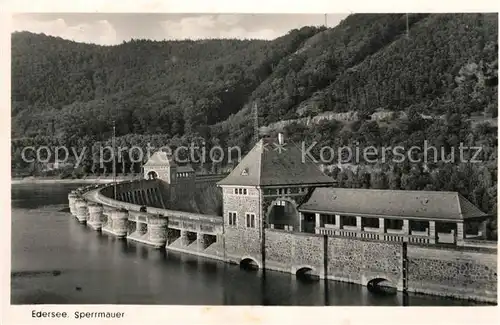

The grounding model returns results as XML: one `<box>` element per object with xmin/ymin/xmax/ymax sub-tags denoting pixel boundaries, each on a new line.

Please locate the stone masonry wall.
<box><xmin>407</xmin><ymin>245</ymin><xmax>497</xmax><ymax>302</ymax></box>
<box><xmin>171</xmin><ymin>176</ymin><xmax>196</xmax><ymax>206</ymax></box>
<box><xmin>326</xmin><ymin>238</ymin><xmax>403</xmax><ymax>287</ymax></box>
<box><xmin>293</xmin><ymin>233</ymin><xmax>324</xmax><ymax>274</ymax></box>
<box><xmin>100</xmin><ymin>179</ymin><xmax>166</xmax><ymax>207</ymax></box>
<box><xmin>264</xmin><ymin>230</ymin><xmax>402</xmax><ymax>285</ymax></box>
<box><xmin>264</xmin><ymin>229</ymin><xmax>324</xmax><ymax>275</ymax></box>
<box><xmin>222</xmin><ymin>187</ymin><xmax>262</xmax><ymax>265</ymax></box>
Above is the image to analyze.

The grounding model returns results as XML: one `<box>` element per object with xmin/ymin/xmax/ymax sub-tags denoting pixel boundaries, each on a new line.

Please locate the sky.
<box><xmin>11</xmin><ymin>13</ymin><xmax>349</xmax><ymax>45</ymax></box>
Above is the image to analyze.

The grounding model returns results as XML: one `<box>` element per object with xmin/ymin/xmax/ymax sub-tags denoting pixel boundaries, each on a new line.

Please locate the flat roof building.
<box><xmin>299</xmin><ymin>187</ymin><xmax>490</xmax><ymax>245</ymax></box>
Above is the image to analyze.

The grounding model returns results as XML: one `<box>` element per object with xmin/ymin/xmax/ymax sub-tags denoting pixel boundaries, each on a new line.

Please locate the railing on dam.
<box><xmin>316</xmin><ymin>227</ymin><xmax>497</xmax><ymax>249</ymax></box>
<box><xmin>462</xmin><ymin>239</ymin><xmax>498</xmax><ymax>250</ymax></box>
<box><xmin>317</xmin><ymin>227</ymin><xmax>432</xmax><ymax>244</ymax></box>
<box><xmin>89</xmin><ymin>180</ymin><xmax>222</xmax><ymax>229</ymax></box>
<box><xmin>195</xmin><ymin>173</ymin><xmax>228</xmax><ymax>183</ymax></box>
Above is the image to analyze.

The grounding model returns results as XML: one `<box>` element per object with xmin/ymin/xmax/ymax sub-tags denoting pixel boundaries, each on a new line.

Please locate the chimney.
<box><xmin>278</xmin><ymin>132</ymin><xmax>284</xmax><ymax>145</ymax></box>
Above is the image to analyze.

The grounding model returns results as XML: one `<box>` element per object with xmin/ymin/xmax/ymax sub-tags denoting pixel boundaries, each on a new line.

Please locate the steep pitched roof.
<box><xmin>299</xmin><ymin>187</ymin><xmax>488</xmax><ymax>221</ymax></box>
<box><xmin>217</xmin><ymin>137</ymin><xmax>335</xmax><ymax>187</ymax></box>
<box><xmin>143</xmin><ymin>151</ymin><xmax>176</xmax><ymax>167</ymax></box>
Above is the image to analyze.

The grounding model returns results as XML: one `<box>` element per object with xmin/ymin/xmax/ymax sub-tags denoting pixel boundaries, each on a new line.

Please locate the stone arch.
<box><xmin>366</xmin><ymin>276</ymin><xmax>397</xmax><ymax>295</ymax></box>
<box><xmin>293</xmin><ymin>265</ymin><xmax>317</xmax><ymax>277</ymax></box>
<box><xmin>265</xmin><ymin>197</ymin><xmax>300</xmax><ymax>229</ymax></box>
<box><xmin>265</xmin><ymin>197</ymin><xmax>299</xmax><ymax>217</ymax></box>
<box><xmin>147</xmin><ymin>170</ymin><xmax>158</xmax><ymax>180</ymax></box>
<box><xmin>240</xmin><ymin>256</ymin><xmax>261</xmax><ymax>270</ymax></box>
<box><xmin>367</xmin><ymin>277</ymin><xmax>389</xmax><ymax>286</ymax></box>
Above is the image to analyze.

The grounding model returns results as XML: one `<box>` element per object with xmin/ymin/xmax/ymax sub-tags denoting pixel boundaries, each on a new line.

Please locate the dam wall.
<box><xmin>68</xmin><ymin>180</ymin><xmax>498</xmax><ymax>304</ymax></box>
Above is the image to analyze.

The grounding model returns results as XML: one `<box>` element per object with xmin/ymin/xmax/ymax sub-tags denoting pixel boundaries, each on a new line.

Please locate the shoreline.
<box><xmin>11</xmin><ymin>177</ymin><xmax>136</xmax><ymax>185</ymax></box>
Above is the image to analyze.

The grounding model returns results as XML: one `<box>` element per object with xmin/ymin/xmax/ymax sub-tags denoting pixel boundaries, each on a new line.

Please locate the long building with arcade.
<box><xmin>68</xmin><ymin>135</ymin><xmax>497</xmax><ymax>303</ymax></box>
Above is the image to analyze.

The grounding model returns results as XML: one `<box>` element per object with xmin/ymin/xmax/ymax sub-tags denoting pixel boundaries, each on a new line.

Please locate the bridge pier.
<box><xmin>147</xmin><ymin>216</ymin><xmax>168</xmax><ymax>248</ymax></box>
<box><xmin>101</xmin><ymin>211</ymin><xmax>111</xmax><ymax>231</ymax></box>
<box><xmin>197</xmin><ymin>233</ymin><xmax>207</xmax><ymax>250</ymax></box>
<box><xmin>137</xmin><ymin>222</ymin><xmax>147</xmax><ymax>235</ymax></box>
<box><xmin>68</xmin><ymin>192</ymin><xmax>78</xmax><ymax>216</ymax></box>
<box><xmin>127</xmin><ymin>220</ymin><xmax>137</xmax><ymax>235</ymax></box>
<box><xmin>74</xmin><ymin>198</ymin><xmax>88</xmax><ymax>224</ymax></box>
<box><xmin>111</xmin><ymin>209</ymin><xmax>129</xmax><ymax>238</ymax></box>
<box><xmin>88</xmin><ymin>203</ymin><xmax>103</xmax><ymax>231</ymax></box>
<box><xmin>180</xmin><ymin>230</ymin><xmax>191</xmax><ymax>246</ymax></box>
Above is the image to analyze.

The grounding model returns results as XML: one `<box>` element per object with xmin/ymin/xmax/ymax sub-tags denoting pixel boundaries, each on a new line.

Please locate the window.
<box><xmin>275</xmin><ymin>200</ymin><xmax>286</xmax><ymax>206</ymax></box>
<box><xmin>246</xmin><ymin>213</ymin><xmax>256</xmax><ymax>228</ymax></box>
<box><xmin>362</xmin><ymin>217</ymin><xmax>379</xmax><ymax>228</ymax></box>
<box><xmin>344</xmin><ymin>216</ymin><xmax>357</xmax><ymax>227</ymax></box>
<box><xmin>228</xmin><ymin>212</ymin><xmax>237</xmax><ymax>226</ymax></box>
<box><xmin>386</xmin><ymin>219</ymin><xmax>403</xmax><ymax>230</ymax></box>
<box><xmin>277</xmin><ymin>188</ymin><xmax>290</xmax><ymax>195</ymax></box>
<box><xmin>322</xmin><ymin>214</ymin><xmax>335</xmax><ymax>225</ymax></box>
<box><xmin>233</xmin><ymin>188</ymin><xmax>248</xmax><ymax>195</ymax></box>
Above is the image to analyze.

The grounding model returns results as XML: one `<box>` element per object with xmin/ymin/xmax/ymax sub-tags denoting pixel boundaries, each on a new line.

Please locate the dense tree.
<box><xmin>11</xmin><ymin>14</ymin><xmax>498</xmax><ymax>238</ymax></box>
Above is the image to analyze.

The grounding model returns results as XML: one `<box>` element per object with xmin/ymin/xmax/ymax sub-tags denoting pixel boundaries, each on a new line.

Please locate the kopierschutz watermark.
<box><xmin>301</xmin><ymin>140</ymin><xmax>484</xmax><ymax>164</ymax></box>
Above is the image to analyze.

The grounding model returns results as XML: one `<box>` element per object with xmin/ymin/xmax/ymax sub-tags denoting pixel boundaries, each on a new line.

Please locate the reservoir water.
<box><xmin>11</xmin><ymin>183</ymin><xmax>482</xmax><ymax>305</ymax></box>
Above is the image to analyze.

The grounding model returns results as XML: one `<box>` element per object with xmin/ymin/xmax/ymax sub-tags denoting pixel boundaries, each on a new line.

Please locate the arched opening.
<box><xmin>267</xmin><ymin>198</ymin><xmax>299</xmax><ymax>231</ymax></box>
<box><xmin>185</xmin><ymin>231</ymin><xmax>197</xmax><ymax>245</ymax></box>
<box><xmin>137</xmin><ymin>223</ymin><xmax>148</xmax><ymax>236</ymax></box>
<box><xmin>240</xmin><ymin>258</ymin><xmax>259</xmax><ymax>271</ymax></box>
<box><xmin>295</xmin><ymin>267</ymin><xmax>319</xmax><ymax>282</ymax></box>
<box><xmin>127</xmin><ymin>221</ymin><xmax>137</xmax><ymax>235</ymax></box>
<box><xmin>367</xmin><ymin>278</ymin><xmax>397</xmax><ymax>296</ymax></box>
<box><xmin>167</xmin><ymin>229</ymin><xmax>180</xmax><ymax>245</ymax></box>
<box><xmin>147</xmin><ymin>171</ymin><xmax>158</xmax><ymax>180</ymax></box>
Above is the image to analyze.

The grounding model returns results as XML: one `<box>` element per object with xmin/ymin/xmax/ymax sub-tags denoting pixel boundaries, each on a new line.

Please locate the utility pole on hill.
<box><xmin>253</xmin><ymin>102</ymin><xmax>259</xmax><ymax>144</ymax></box>
<box><xmin>406</xmin><ymin>13</ymin><xmax>410</xmax><ymax>39</ymax></box>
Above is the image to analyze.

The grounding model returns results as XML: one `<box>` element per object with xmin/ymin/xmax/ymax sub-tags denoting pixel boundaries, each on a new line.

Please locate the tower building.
<box><xmin>217</xmin><ymin>134</ymin><xmax>335</xmax><ymax>266</ymax></box>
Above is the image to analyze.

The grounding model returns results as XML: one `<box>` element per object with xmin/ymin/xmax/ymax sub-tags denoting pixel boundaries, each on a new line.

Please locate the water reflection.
<box><xmin>11</xmin><ymin>183</ymin><xmax>485</xmax><ymax>306</ymax></box>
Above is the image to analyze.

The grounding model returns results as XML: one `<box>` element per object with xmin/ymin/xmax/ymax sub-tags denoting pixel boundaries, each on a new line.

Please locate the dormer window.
<box><xmin>278</xmin><ymin>188</ymin><xmax>289</xmax><ymax>195</ymax></box>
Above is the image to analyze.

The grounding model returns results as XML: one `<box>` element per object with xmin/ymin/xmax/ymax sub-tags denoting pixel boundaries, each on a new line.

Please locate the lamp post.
<box><xmin>113</xmin><ymin>120</ymin><xmax>116</xmax><ymax>200</ymax></box>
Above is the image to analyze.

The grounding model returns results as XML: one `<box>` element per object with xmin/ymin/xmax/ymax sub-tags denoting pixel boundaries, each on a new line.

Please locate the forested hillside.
<box><xmin>12</xmin><ymin>25</ymin><xmax>322</xmax><ymax>140</ymax></box>
<box><xmin>11</xmin><ymin>13</ymin><xmax>498</xmax><ymax>238</ymax></box>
